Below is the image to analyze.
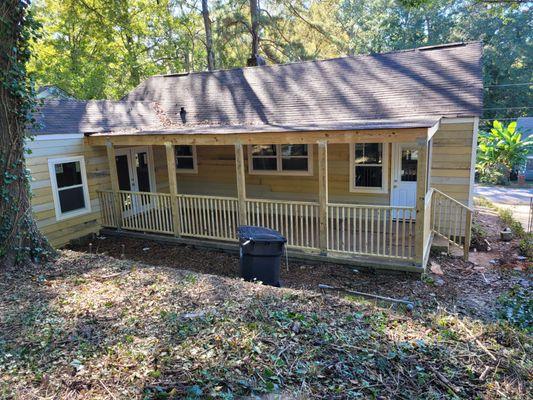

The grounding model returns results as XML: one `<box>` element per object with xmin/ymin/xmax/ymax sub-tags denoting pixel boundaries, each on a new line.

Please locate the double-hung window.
<box><xmin>174</xmin><ymin>145</ymin><xmax>197</xmax><ymax>173</ymax></box>
<box><xmin>249</xmin><ymin>144</ymin><xmax>313</xmax><ymax>175</ymax></box>
<box><xmin>48</xmin><ymin>156</ymin><xmax>91</xmax><ymax>220</ymax></box>
<box><xmin>350</xmin><ymin>143</ymin><xmax>389</xmax><ymax>193</ymax></box>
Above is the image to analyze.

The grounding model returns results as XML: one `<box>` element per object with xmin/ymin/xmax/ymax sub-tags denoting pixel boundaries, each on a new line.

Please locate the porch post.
<box><xmin>106</xmin><ymin>141</ymin><xmax>122</xmax><ymax>228</ymax></box>
<box><xmin>318</xmin><ymin>141</ymin><xmax>328</xmax><ymax>254</ymax></box>
<box><xmin>165</xmin><ymin>142</ymin><xmax>181</xmax><ymax>237</ymax></box>
<box><xmin>414</xmin><ymin>138</ymin><xmax>429</xmax><ymax>266</ymax></box>
<box><xmin>234</xmin><ymin>143</ymin><xmax>248</xmax><ymax>225</ymax></box>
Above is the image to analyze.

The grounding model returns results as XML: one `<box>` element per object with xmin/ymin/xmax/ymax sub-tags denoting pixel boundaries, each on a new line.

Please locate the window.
<box><xmin>350</xmin><ymin>143</ymin><xmax>389</xmax><ymax>193</ymax></box>
<box><xmin>248</xmin><ymin>144</ymin><xmax>313</xmax><ymax>175</ymax></box>
<box><xmin>174</xmin><ymin>145</ymin><xmax>197</xmax><ymax>173</ymax></box>
<box><xmin>48</xmin><ymin>156</ymin><xmax>91</xmax><ymax>220</ymax></box>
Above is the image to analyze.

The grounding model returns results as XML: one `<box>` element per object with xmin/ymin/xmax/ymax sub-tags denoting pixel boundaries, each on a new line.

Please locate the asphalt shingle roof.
<box><xmin>32</xmin><ymin>42</ymin><xmax>482</xmax><ymax>136</ymax></box>
<box><xmin>123</xmin><ymin>42</ymin><xmax>483</xmax><ymax>129</ymax></box>
<box><xmin>31</xmin><ymin>100</ymin><xmax>163</xmax><ymax>135</ymax></box>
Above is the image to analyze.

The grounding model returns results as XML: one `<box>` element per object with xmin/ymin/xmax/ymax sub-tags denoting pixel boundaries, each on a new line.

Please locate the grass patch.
<box><xmin>474</xmin><ymin>196</ymin><xmax>497</xmax><ymax>209</ymax></box>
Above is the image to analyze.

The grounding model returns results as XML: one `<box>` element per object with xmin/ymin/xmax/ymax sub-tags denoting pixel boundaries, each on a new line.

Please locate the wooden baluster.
<box><xmin>395</xmin><ymin>210</ymin><xmax>400</xmax><ymax>257</ymax></box>
<box><xmin>165</xmin><ymin>143</ymin><xmax>181</xmax><ymax>237</ymax></box>
<box><xmin>318</xmin><ymin>141</ymin><xmax>328</xmax><ymax>253</ymax></box>
<box><xmin>409</xmin><ymin>210</ymin><xmax>413</xmax><ymax>259</ymax></box>
<box><xmin>363</xmin><ymin>208</ymin><xmax>367</xmax><ymax>254</ymax></box>
<box><xmin>370</xmin><ymin>208</ymin><xmax>374</xmax><ymax>254</ymax></box>
<box><xmin>382</xmin><ymin>208</ymin><xmax>387</xmax><ymax>256</ymax></box>
<box><xmin>401</xmin><ymin>208</ymin><xmax>407</xmax><ymax>258</ymax></box>
<box><xmin>464</xmin><ymin>209</ymin><xmax>472</xmax><ymax>261</ymax></box>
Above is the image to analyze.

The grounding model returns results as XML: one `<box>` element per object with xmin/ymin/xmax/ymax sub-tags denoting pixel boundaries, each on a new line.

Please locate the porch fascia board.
<box><xmin>427</xmin><ymin>120</ymin><xmax>441</xmax><ymax>141</ymax></box>
<box><xmin>85</xmin><ymin>128</ymin><xmax>428</xmax><ymax>147</ymax></box>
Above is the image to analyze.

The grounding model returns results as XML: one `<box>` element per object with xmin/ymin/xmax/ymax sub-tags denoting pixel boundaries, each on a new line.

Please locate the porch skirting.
<box><xmin>99</xmin><ymin>228</ymin><xmax>425</xmax><ymax>273</ymax></box>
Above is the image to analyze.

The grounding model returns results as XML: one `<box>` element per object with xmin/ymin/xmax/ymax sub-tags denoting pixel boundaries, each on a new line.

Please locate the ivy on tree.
<box><xmin>0</xmin><ymin>0</ymin><xmax>53</xmax><ymax>267</ymax></box>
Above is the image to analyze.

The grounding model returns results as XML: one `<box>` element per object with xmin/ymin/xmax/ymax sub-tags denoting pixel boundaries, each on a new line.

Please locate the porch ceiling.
<box><xmin>85</xmin><ymin>116</ymin><xmax>441</xmax><ymax>146</ymax></box>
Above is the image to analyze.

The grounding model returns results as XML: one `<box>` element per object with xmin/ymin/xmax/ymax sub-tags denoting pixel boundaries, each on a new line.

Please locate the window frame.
<box><xmin>247</xmin><ymin>144</ymin><xmax>313</xmax><ymax>176</ymax></box>
<box><xmin>174</xmin><ymin>145</ymin><xmax>198</xmax><ymax>174</ymax></box>
<box><xmin>48</xmin><ymin>155</ymin><xmax>91</xmax><ymax>221</ymax></box>
<box><xmin>349</xmin><ymin>143</ymin><xmax>389</xmax><ymax>194</ymax></box>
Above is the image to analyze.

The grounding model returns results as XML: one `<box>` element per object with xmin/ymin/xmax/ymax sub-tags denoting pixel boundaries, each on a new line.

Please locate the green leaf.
<box><xmin>508</xmin><ymin>121</ymin><xmax>516</xmax><ymax>134</ymax></box>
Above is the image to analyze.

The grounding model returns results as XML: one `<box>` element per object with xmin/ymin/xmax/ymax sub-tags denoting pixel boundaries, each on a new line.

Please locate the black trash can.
<box><xmin>237</xmin><ymin>226</ymin><xmax>287</xmax><ymax>287</ymax></box>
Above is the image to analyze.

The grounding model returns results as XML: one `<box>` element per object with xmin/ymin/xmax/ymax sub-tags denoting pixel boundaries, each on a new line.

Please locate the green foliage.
<box><xmin>498</xmin><ymin>207</ymin><xmax>514</xmax><ymax>226</ymax></box>
<box><xmin>518</xmin><ymin>234</ymin><xmax>533</xmax><ymax>260</ymax></box>
<box><xmin>470</xmin><ymin>222</ymin><xmax>489</xmax><ymax>250</ymax></box>
<box><xmin>477</xmin><ymin>120</ymin><xmax>532</xmax><ymax>184</ymax></box>
<box><xmin>497</xmin><ymin>286</ymin><xmax>532</xmax><ymax>331</ymax></box>
<box><xmin>28</xmin><ymin>0</ymin><xmax>533</xmax><ymax>116</ymax></box>
<box><xmin>497</xmin><ymin>206</ymin><xmax>531</xmax><ymax>259</ymax></box>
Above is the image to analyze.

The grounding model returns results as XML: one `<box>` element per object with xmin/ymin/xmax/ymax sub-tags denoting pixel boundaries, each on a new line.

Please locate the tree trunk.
<box><xmin>250</xmin><ymin>0</ymin><xmax>260</xmax><ymax>57</ymax></box>
<box><xmin>0</xmin><ymin>0</ymin><xmax>53</xmax><ymax>268</ymax></box>
<box><xmin>201</xmin><ymin>0</ymin><xmax>215</xmax><ymax>71</ymax></box>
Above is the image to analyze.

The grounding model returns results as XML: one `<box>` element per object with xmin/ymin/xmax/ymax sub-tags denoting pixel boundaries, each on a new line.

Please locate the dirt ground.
<box><xmin>69</xmin><ymin>206</ymin><xmax>531</xmax><ymax>322</ymax></box>
<box><xmin>1</xmin><ymin>207</ymin><xmax>530</xmax><ymax>399</ymax></box>
<box><xmin>1</xmin><ymin>250</ymin><xmax>530</xmax><ymax>399</ymax></box>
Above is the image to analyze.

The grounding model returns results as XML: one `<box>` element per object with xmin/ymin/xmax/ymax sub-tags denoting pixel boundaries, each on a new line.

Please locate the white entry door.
<box><xmin>115</xmin><ymin>147</ymin><xmax>156</xmax><ymax>217</ymax></box>
<box><xmin>391</xmin><ymin>143</ymin><xmax>418</xmax><ymax>219</ymax></box>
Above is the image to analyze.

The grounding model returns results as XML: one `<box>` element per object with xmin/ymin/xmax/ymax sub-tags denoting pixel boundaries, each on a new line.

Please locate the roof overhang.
<box><xmin>86</xmin><ymin>116</ymin><xmax>442</xmax><ymax>146</ymax></box>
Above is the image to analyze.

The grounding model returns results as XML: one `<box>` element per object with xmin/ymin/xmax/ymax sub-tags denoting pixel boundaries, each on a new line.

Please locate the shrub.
<box><xmin>497</xmin><ymin>286</ymin><xmax>532</xmax><ymax>331</ymax></box>
<box><xmin>476</xmin><ymin>120</ymin><xmax>532</xmax><ymax>184</ymax></box>
<box><xmin>518</xmin><ymin>234</ymin><xmax>532</xmax><ymax>261</ymax></box>
<box><xmin>498</xmin><ymin>208</ymin><xmax>514</xmax><ymax>226</ymax></box>
<box><xmin>470</xmin><ymin>222</ymin><xmax>489</xmax><ymax>251</ymax></box>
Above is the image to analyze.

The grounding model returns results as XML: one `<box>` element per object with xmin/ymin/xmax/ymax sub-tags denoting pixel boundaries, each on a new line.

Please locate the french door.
<box><xmin>115</xmin><ymin>147</ymin><xmax>156</xmax><ymax>217</ymax></box>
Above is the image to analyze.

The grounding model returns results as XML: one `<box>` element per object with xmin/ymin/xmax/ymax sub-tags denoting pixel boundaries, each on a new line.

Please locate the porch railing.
<box><xmin>117</xmin><ymin>191</ymin><xmax>174</xmax><ymax>235</ymax></box>
<box><xmin>178</xmin><ymin>194</ymin><xmax>239</xmax><ymax>241</ymax></box>
<box><xmin>97</xmin><ymin>189</ymin><xmax>420</xmax><ymax>262</ymax></box>
<box><xmin>430</xmin><ymin>188</ymin><xmax>472</xmax><ymax>260</ymax></box>
<box><xmin>246</xmin><ymin>198</ymin><xmax>319</xmax><ymax>249</ymax></box>
<box><xmin>327</xmin><ymin>203</ymin><xmax>415</xmax><ymax>260</ymax></box>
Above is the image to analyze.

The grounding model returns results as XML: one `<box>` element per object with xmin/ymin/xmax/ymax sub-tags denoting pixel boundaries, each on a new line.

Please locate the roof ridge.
<box><xmin>39</xmin><ymin>99</ymin><xmax>158</xmax><ymax>105</ymax></box>
<box><xmin>146</xmin><ymin>41</ymin><xmax>479</xmax><ymax>80</ymax></box>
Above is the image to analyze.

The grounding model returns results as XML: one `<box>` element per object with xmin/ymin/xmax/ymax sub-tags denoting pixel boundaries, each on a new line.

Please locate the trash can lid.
<box><xmin>237</xmin><ymin>225</ymin><xmax>287</xmax><ymax>243</ymax></box>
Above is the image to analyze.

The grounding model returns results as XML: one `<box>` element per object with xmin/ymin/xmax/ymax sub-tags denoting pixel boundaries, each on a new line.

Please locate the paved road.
<box><xmin>475</xmin><ymin>184</ymin><xmax>532</xmax><ymax>230</ymax></box>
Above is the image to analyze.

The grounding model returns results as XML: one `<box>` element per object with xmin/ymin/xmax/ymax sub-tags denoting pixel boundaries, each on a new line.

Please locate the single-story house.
<box><xmin>27</xmin><ymin>41</ymin><xmax>482</xmax><ymax>272</ymax></box>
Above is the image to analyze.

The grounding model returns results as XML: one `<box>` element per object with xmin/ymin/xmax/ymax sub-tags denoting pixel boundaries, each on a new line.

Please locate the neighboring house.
<box><xmin>516</xmin><ymin>117</ymin><xmax>533</xmax><ymax>181</ymax></box>
<box><xmin>36</xmin><ymin>85</ymin><xmax>75</xmax><ymax>100</ymax></box>
<box><xmin>28</xmin><ymin>42</ymin><xmax>483</xmax><ymax>272</ymax></box>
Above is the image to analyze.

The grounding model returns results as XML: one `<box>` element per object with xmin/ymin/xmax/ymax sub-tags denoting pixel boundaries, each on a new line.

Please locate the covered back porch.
<box><xmin>87</xmin><ymin>122</ymin><xmax>471</xmax><ymax>272</ymax></box>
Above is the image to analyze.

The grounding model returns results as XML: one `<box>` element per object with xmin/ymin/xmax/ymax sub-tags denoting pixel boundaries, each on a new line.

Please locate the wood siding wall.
<box><xmin>430</xmin><ymin>121</ymin><xmax>475</xmax><ymax>205</ymax></box>
<box><xmin>153</xmin><ymin>143</ymin><xmax>391</xmax><ymax>205</ymax></box>
<box><xmin>29</xmin><ymin>118</ymin><xmax>474</xmax><ymax>248</ymax></box>
<box><xmin>28</xmin><ymin>136</ymin><xmax>111</xmax><ymax>247</ymax></box>
<box><xmin>152</xmin><ymin>120</ymin><xmax>474</xmax><ymax>209</ymax></box>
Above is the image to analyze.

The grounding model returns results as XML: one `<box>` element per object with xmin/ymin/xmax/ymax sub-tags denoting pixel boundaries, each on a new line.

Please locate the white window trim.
<box><xmin>48</xmin><ymin>155</ymin><xmax>91</xmax><ymax>221</ymax></box>
<box><xmin>349</xmin><ymin>143</ymin><xmax>389</xmax><ymax>194</ymax></box>
<box><xmin>175</xmin><ymin>145</ymin><xmax>198</xmax><ymax>174</ymax></box>
<box><xmin>247</xmin><ymin>144</ymin><xmax>314</xmax><ymax>176</ymax></box>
